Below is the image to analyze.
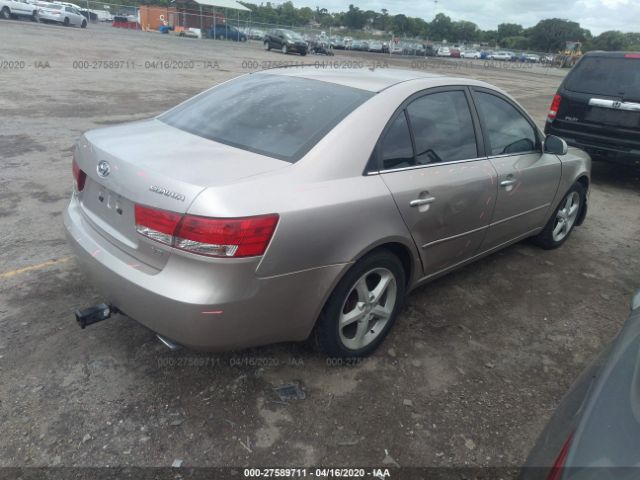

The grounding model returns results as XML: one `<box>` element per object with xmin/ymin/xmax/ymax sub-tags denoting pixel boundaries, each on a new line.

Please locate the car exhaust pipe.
<box><xmin>157</xmin><ymin>334</ymin><xmax>181</xmax><ymax>350</ymax></box>
<box><xmin>75</xmin><ymin>303</ymin><xmax>118</xmax><ymax>329</ymax></box>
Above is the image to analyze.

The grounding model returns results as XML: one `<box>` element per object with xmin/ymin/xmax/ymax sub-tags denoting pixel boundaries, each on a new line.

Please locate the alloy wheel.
<box><xmin>338</xmin><ymin>268</ymin><xmax>397</xmax><ymax>350</ymax></box>
<box><xmin>552</xmin><ymin>191</ymin><xmax>580</xmax><ymax>242</ymax></box>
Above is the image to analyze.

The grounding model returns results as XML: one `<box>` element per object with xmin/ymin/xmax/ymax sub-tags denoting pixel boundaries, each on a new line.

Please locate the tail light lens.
<box><xmin>134</xmin><ymin>204</ymin><xmax>278</xmax><ymax>258</ymax></box>
<box><xmin>546</xmin><ymin>432</ymin><xmax>573</xmax><ymax>480</ymax></box>
<box><xmin>547</xmin><ymin>93</ymin><xmax>562</xmax><ymax>122</ymax></box>
<box><xmin>624</xmin><ymin>53</ymin><xmax>640</xmax><ymax>59</ymax></box>
<box><xmin>72</xmin><ymin>157</ymin><xmax>86</xmax><ymax>192</ymax></box>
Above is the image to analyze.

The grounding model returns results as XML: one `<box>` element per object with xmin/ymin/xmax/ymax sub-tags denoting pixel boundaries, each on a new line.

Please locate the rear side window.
<box><xmin>475</xmin><ymin>92</ymin><xmax>537</xmax><ymax>156</ymax></box>
<box><xmin>159</xmin><ymin>74</ymin><xmax>373</xmax><ymax>162</ymax></box>
<box><xmin>406</xmin><ymin>91</ymin><xmax>477</xmax><ymax>165</ymax></box>
<box><xmin>566</xmin><ymin>57</ymin><xmax>640</xmax><ymax>99</ymax></box>
<box><xmin>380</xmin><ymin>112</ymin><xmax>414</xmax><ymax>170</ymax></box>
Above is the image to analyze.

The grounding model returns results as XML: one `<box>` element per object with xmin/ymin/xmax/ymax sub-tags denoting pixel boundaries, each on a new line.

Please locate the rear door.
<box><xmin>378</xmin><ymin>87</ymin><xmax>498</xmax><ymax>276</ymax></box>
<box><xmin>471</xmin><ymin>88</ymin><xmax>561</xmax><ymax>250</ymax></box>
<box><xmin>555</xmin><ymin>54</ymin><xmax>640</xmax><ymax>147</ymax></box>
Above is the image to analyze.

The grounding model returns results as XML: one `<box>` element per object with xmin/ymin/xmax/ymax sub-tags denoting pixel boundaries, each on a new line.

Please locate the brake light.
<box><xmin>134</xmin><ymin>205</ymin><xmax>278</xmax><ymax>258</ymax></box>
<box><xmin>624</xmin><ymin>53</ymin><xmax>640</xmax><ymax>59</ymax></box>
<box><xmin>547</xmin><ymin>93</ymin><xmax>562</xmax><ymax>122</ymax></box>
<box><xmin>546</xmin><ymin>432</ymin><xmax>573</xmax><ymax>480</ymax></box>
<box><xmin>72</xmin><ymin>157</ymin><xmax>86</xmax><ymax>192</ymax></box>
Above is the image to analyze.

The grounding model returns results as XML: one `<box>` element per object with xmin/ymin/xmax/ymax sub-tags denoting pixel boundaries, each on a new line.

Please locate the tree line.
<box><xmin>230</xmin><ymin>2</ymin><xmax>639</xmax><ymax>53</ymax></box>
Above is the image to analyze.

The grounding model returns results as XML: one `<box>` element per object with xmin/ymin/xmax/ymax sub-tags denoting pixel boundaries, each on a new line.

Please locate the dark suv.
<box><xmin>210</xmin><ymin>24</ymin><xmax>247</xmax><ymax>41</ymax></box>
<box><xmin>544</xmin><ymin>51</ymin><xmax>640</xmax><ymax>167</ymax></box>
<box><xmin>263</xmin><ymin>29</ymin><xmax>308</xmax><ymax>55</ymax></box>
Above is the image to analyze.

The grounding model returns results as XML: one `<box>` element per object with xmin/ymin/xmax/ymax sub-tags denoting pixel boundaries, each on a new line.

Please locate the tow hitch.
<box><xmin>75</xmin><ymin>303</ymin><xmax>119</xmax><ymax>329</ymax></box>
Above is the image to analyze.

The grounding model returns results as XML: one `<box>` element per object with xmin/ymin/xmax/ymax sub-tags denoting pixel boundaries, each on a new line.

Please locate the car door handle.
<box><xmin>410</xmin><ymin>196</ymin><xmax>436</xmax><ymax>207</ymax></box>
<box><xmin>500</xmin><ymin>179</ymin><xmax>516</xmax><ymax>187</ymax></box>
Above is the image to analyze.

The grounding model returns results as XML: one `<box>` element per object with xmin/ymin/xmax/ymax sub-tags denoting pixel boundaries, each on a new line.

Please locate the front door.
<box><xmin>378</xmin><ymin>88</ymin><xmax>498</xmax><ymax>276</ymax></box>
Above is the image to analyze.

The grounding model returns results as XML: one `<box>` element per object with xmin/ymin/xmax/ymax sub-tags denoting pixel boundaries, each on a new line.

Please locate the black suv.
<box><xmin>263</xmin><ymin>29</ymin><xmax>308</xmax><ymax>55</ymax></box>
<box><xmin>544</xmin><ymin>51</ymin><xmax>640</xmax><ymax>167</ymax></box>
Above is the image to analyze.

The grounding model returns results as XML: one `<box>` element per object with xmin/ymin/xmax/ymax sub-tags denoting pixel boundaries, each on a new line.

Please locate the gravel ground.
<box><xmin>1</xmin><ymin>19</ymin><xmax>639</xmax><ymax>473</ymax></box>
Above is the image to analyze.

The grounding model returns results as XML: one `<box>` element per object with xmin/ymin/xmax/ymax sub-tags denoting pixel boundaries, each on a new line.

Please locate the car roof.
<box><xmin>256</xmin><ymin>67</ymin><xmax>496</xmax><ymax>93</ymax></box>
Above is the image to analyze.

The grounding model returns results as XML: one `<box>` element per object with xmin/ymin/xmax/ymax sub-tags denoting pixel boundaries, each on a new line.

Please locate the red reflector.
<box><xmin>624</xmin><ymin>53</ymin><xmax>640</xmax><ymax>59</ymax></box>
<box><xmin>72</xmin><ymin>157</ymin><xmax>86</xmax><ymax>192</ymax></box>
<box><xmin>546</xmin><ymin>432</ymin><xmax>573</xmax><ymax>480</ymax></box>
<box><xmin>175</xmin><ymin>214</ymin><xmax>279</xmax><ymax>257</ymax></box>
<box><xmin>547</xmin><ymin>93</ymin><xmax>562</xmax><ymax>122</ymax></box>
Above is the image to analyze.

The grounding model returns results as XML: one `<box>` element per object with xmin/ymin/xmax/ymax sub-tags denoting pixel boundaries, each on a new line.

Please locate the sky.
<box><xmin>288</xmin><ymin>0</ymin><xmax>639</xmax><ymax>35</ymax></box>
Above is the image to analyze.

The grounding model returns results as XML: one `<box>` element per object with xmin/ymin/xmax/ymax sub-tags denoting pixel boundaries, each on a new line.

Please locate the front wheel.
<box><xmin>63</xmin><ymin>16</ymin><xmax>69</xmax><ymax>26</ymax></box>
<box><xmin>0</xmin><ymin>7</ymin><xmax>10</xmax><ymax>19</ymax></box>
<box><xmin>263</xmin><ymin>41</ymin><xmax>270</xmax><ymax>51</ymax></box>
<box><xmin>31</xmin><ymin>11</ymin><xmax>39</xmax><ymax>22</ymax></box>
<box><xmin>81</xmin><ymin>19</ymin><xmax>87</xmax><ymax>28</ymax></box>
<box><xmin>315</xmin><ymin>250</ymin><xmax>406</xmax><ymax>358</ymax></box>
<box><xmin>533</xmin><ymin>182</ymin><xmax>585</xmax><ymax>249</ymax></box>
<box><xmin>281</xmin><ymin>44</ymin><xmax>288</xmax><ymax>54</ymax></box>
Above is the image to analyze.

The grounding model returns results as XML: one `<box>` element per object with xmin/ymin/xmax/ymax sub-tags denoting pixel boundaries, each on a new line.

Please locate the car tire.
<box><xmin>532</xmin><ymin>182</ymin><xmax>585</xmax><ymax>250</ymax></box>
<box><xmin>315</xmin><ymin>250</ymin><xmax>406</xmax><ymax>358</ymax></box>
<box><xmin>282</xmin><ymin>44</ymin><xmax>288</xmax><ymax>54</ymax></box>
<box><xmin>63</xmin><ymin>17</ymin><xmax>69</xmax><ymax>25</ymax></box>
<box><xmin>81</xmin><ymin>19</ymin><xmax>87</xmax><ymax>28</ymax></box>
<box><xmin>31</xmin><ymin>11</ymin><xmax>39</xmax><ymax>22</ymax></box>
<box><xmin>0</xmin><ymin>7</ymin><xmax>10</xmax><ymax>19</ymax></box>
<box><xmin>301</xmin><ymin>50</ymin><xmax>307</xmax><ymax>56</ymax></box>
<box><xmin>217</xmin><ymin>34</ymin><xmax>224</xmax><ymax>40</ymax></box>
<box><xmin>263</xmin><ymin>41</ymin><xmax>270</xmax><ymax>51</ymax></box>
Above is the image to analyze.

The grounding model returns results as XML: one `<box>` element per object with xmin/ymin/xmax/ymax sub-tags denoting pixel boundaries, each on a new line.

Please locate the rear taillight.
<box><xmin>624</xmin><ymin>53</ymin><xmax>640</xmax><ymax>59</ymax></box>
<box><xmin>547</xmin><ymin>93</ymin><xmax>562</xmax><ymax>122</ymax></box>
<box><xmin>134</xmin><ymin>205</ymin><xmax>278</xmax><ymax>258</ymax></box>
<box><xmin>72</xmin><ymin>157</ymin><xmax>86</xmax><ymax>192</ymax></box>
<box><xmin>546</xmin><ymin>432</ymin><xmax>573</xmax><ymax>480</ymax></box>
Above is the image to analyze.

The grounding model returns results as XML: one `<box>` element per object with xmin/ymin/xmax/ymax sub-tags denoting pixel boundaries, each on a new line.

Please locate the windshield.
<box><xmin>566</xmin><ymin>56</ymin><xmax>640</xmax><ymax>100</ymax></box>
<box><xmin>159</xmin><ymin>74</ymin><xmax>374</xmax><ymax>162</ymax></box>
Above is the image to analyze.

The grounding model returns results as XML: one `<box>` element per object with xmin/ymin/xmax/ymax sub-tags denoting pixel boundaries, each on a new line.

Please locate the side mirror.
<box><xmin>544</xmin><ymin>135</ymin><xmax>568</xmax><ymax>155</ymax></box>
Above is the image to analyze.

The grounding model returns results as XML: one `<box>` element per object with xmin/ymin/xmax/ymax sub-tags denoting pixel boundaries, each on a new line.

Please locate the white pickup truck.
<box><xmin>0</xmin><ymin>0</ymin><xmax>39</xmax><ymax>20</ymax></box>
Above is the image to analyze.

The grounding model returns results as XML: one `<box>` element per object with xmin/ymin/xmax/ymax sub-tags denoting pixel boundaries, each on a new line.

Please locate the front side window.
<box><xmin>159</xmin><ymin>74</ymin><xmax>373</xmax><ymax>162</ymax></box>
<box><xmin>475</xmin><ymin>91</ymin><xmax>537</xmax><ymax>156</ymax></box>
<box><xmin>406</xmin><ymin>91</ymin><xmax>477</xmax><ymax>165</ymax></box>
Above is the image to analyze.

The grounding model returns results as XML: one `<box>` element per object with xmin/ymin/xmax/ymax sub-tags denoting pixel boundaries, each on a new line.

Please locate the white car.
<box><xmin>0</xmin><ymin>0</ymin><xmax>39</xmax><ymax>21</ymax></box>
<box><xmin>461</xmin><ymin>50</ymin><xmax>480</xmax><ymax>59</ymax></box>
<box><xmin>38</xmin><ymin>1</ymin><xmax>86</xmax><ymax>26</ymax></box>
<box><xmin>491</xmin><ymin>51</ymin><xmax>512</xmax><ymax>61</ymax></box>
<box><xmin>436</xmin><ymin>47</ymin><xmax>451</xmax><ymax>57</ymax></box>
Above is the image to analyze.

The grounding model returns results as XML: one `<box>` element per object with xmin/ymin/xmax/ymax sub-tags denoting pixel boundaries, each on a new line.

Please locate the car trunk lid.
<box><xmin>74</xmin><ymin>119</ymin><xmax>289</xmax><ymax>269</ymax></box>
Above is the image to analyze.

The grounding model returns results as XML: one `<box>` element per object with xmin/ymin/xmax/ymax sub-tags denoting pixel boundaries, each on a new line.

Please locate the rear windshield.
<box><xmin>159</xmin><ymin>74</ymin><xmax>373</xmax><ymax>162</ymax></box>
<box><xmin>566</xmin><ymin>56</ymin><xmax>640</xmax><ymax>100</ymax></box>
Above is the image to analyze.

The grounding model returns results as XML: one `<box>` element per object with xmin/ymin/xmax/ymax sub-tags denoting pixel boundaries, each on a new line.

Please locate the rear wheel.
<box><xmin>533</xmin><ymin>182</ymin><xmax>585</xmax><ymax>249</ymax></box>
<box><xmin>315</xmin><ymin>250</ymin><xmax>406</xmax><ymax>358</ymax></box>
<box><xmin>31</xmin><ymin>11</ymin><xmax>39</xmax><ymax>22</ymax></box>
<box><xmin>63</xmin><ymin>16</ymin><xmax>69</xmax><ymax>25</ymax></box>
<box><xmin>0</xmin><ymin>7</ymin><xmax>10</xmax><ymax>19</ymax></box>
<box><xmin>263</xmin><ymin>41</ymin><xmax>270</xmax><ymax>50</ymax></box>
<box><xmin>281</xmin><ymin>44</ymin><xmax>288</xmax><ymax>54</ymax></box>
<box><xmin>81</xmin><ymin>19</ymin><xmax>87</xmax><ymax>28</ymax></box>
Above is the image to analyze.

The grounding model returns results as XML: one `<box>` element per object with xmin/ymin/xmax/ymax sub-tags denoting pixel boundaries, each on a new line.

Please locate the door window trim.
<box><xmin>468</xmin><ymin>87</ymin><xmax>543</xmax><ymax>158</ymax></box>
<box><xmin>365</xmin><ymin>86</ymin><xmax>487</xmax><ymax>175</ymax></box>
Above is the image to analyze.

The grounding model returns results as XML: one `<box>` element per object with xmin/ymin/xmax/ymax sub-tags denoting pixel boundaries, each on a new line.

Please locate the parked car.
<box><xmin>424</xmin><ymin>45</ymin><xmax>436</xmax><ymax>57</ymax></box>
<box><xmin>450</xmin><ymin>48</ymin><xmax>461</xmax><ymax>58</ymax></box>
<box><xmin>0</xmin><ymin>0</ymin><xmax>38</xmax><ymax>21</ymax></box>
<box><xmin>524</xmin><ymin>53</ymin><xmax>540</xmax><ymax>63</ymax></box>
<box><xmin>263</xmin><ymin>28</ymin><xmax>307</xmax><ymax>55</ymax></box>
<box><xmin>66</xmin><ymin>68</ymin><xmax>590</xmax><ymax>356</ymax></box>
<box><xmin>331</xmin><ymin>36</ymin><xmax>346</xmax><ymax>50</ymax></box>
<box><xmin>368</xmin><ymin>41</ymin><xmax>384</xmax><ymax>53</ymax></box>
<box><xmin>544</xmin><ymin>51</ymin><xmax>640</xmax><ymax>167</ymax></box>
<box><xmin>210</xmin><ymin>24</ymin><xmax>246</xmax><ymax>41</ymax></box>
<box><xmin>490</xmin><ymin>51</ymin><xmax>512</xmax><ymax>61</ymax></box>
<box><xmin>480</xmin><ymin>50</ymin><xmax>494</xmax><ymax>60</ymax></box>
<box><xmin>349</xmin><ymin>40</ymin><xmax>368</xmax><ymax>51</ymax></box>
<box><xmin>37</xmin><ymin>2</ymin><xmax>86</xmax><ymax>26</ymax></box>
<box><xmin>461</xmin><ymin>50</ymin><xmax>481</xmax><ymax>59</ymax></box>
<box><xmin>436</xmin><ymin>46</ymin><xmax>450</xmax><ymax>57</ymax></box>
<box><xmin>389</xmin><ymin>43</ymin><xmax>403</xmax><ymax>55</ymax></box>
<box><xmin>520</xmin><ymin>290</ymin><xmax>640</xmax><ymax>480</ymax></box>
<box><xmin>247</xmin><ymin>28</ymin><xmax>264</xmax><ymax>40</ymax></box>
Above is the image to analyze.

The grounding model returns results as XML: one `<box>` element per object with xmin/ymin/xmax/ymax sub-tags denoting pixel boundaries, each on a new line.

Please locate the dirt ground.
<box><xmin>1</xmin><ymin>20</ymin><xmax>639</xmax><ymax>473</ymax></box>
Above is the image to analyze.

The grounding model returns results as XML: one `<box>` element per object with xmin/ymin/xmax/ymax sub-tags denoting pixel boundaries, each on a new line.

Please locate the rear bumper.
<box><xmin>545</xmin><ymin>122</ymin><xmax>640</xmax><ymax>167</ymax></box>
<box><xmin>63</xmin><ymin>196</ymin><xmax>347</xmax><ymax>351</ymax></box>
